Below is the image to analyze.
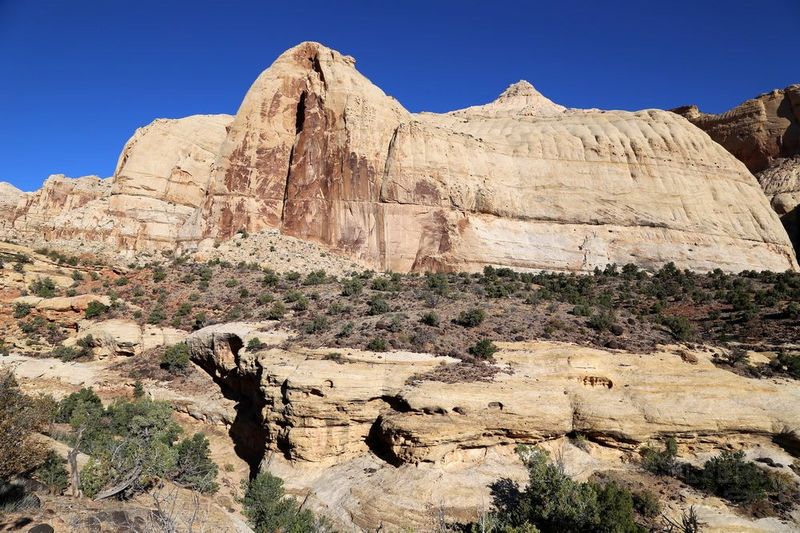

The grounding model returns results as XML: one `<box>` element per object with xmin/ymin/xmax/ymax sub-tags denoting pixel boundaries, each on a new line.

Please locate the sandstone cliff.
<box><xmin>2</xmin><ymin>43</ymin><xmax>797</xmax><ymax>273</ymax></box>
<box><xmin>674</xmin><ymin>85</ymin><xmax>800</xmax><ymax>258</ymax></box>
<box><xmin>3</xmin><ymin>114</ymin><xmax>231</xmax><ymax>251</ymax></box>
<box><xmin>0</xmin><ymin>182</ymin><xmax>27</xmax><ymax>228</ymax></box>
<box><xmin>200</xmin><ymin>42</ymin><xmax>797</xmax><ymax>272</ymax></box>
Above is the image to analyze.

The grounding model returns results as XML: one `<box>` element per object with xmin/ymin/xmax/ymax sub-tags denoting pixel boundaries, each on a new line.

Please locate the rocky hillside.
<box><xmin>2</xmin><ymin>242</ymin><xmax>800</xmax><ymax>531</ymax></box>
<box><xmin>673</xmin><ymin>85</ymin><xmax>800</xmax><ymax>258</ymax></box>
<box><xmin>1</xmin><ymin>42</ymin><xmax>797</xmax><ymax>273</ymax></box>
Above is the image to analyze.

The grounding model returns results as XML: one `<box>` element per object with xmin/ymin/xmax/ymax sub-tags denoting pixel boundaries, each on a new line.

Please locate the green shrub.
<box><xmin>775</xmin><ymin>351</ymin><xmax>800</xmax><ymax>378</ymax></box>
<box><xmin>56</xmin><ymin>387</ymin><xmax>103</xmax><ymax>423</ymax></box>
<box><xmin>51</xmin><ymin>345</ymin><xmax>80</xmax><ymax>362</ymax></box>
<box><xmin>785</xmin><ymin>301</ymin><xmax>800</xmax><ymax>319</ymax></box>
<box><xmin>571</xmin><ymin>304</ymin><xmax>592</xmax><ymax>317</ymax></box>
<box><xmin>84</xmin><ymin>300</ymin><xmax>108</xmax><ymax>319</ymax></box>
<box><xmin>482</xmin><ymin>446</ymin><xmax>641</xmax><ymax>532</ymax></box>
<box><xmin>257</xmin><ymin>293</ymin><xmax>274</xmax><ymax>305</ymax></box>
<box><xmin>469</xmin><ymin>339</ymin><xmax>498</xmax><ymax>359</ymax></box>
<box><xmin>588</xmin><ymin>310</ymin><xmax>616</xmax><ymax>332</ymax></box>
<box><xmin>421</xmin><ymin>311</ymin><xmax>440</xmax><ymax>327</ymax></box>
<box><xmin>133</xmin><ymin>381</ymin><xmax>145</xmax><ymax>398</ymax></box>
<box><xmin>366</xmin><ymin>337</ymin><xmax>388</xmax><ymax>352</ymax></box>
<box><xmin>12</xmin><ymin>303</ymin><xmax>31</xmax><ymax>319</ymax></box>
<box><xmin>304</xmin><ymin>315</ymin><xmax>329</xmax><ymax>334</ymax></box>
<box><xmin>114</xmin><ymin>276</ymin><xmax>129</xmax><ymax>286</ymax></box>
<box><xmin>240</xmin><ymin>471</ymin><xmax>315</xmax><ymax>533</ymax></box>
<box><xmin>71</xmin><ymin>270</ymin><xmax>84</xmax><ymax>282</ymax></box>
<box><xmin>337</xmin><ymin>322</ymin><xmax>355</xmax><ymax>338</ymax></box>
<box><xmin>224</xmin><ymin>278</ymin><xmax>239</xmax><ymax>288</ymax></box>
<box><xmin>641</xmin><ymin>437</ymin><xmax>678</xmax><ymax>476</ymax></box>
<box><xmin>247</xmin><ymin>338</ymin><xmax>264</xmax><ymax>351</ymax></box>
<box><xmin>456</xmin><ymin>307</ymin><xmax>485</xmax><ymax>327</ymax></box>
<box><xmin>148</xmin><ymin>305</ymin><xmax>166</xmax><ymax>324</ymax></box>
<box><xmin>171</xmin><ymin>433</ymin><xmax>219</xmax><ymax>493</ymax></box>
<box><xmin>696</xmin><ymin>450</ymin><xmax>773</xmax><ymax>504</ymax></box>
<box><xmin>261</xmin><ymin>269</ymin><xmax>279</xmax><ymax>286</ymax></box>
<box><xmin>79</xmin><ymin>458</ymin><xmax>110</xmax><ymax>499</ymax></box>
<box><xmin>152</xmin><ymin>268</ymin><xmax>167</xmax><ymax>282</ymax></box>
<box><xmin>425</xmin><ymin>272</ymin><xmax>449</xmax><ymax>296</ymax></box>
<box><xmin>161</xmin><ymin>343</ymin><xmax>190</xmax><ymax>373</ymax></box>
<box><xmin>327</xmin><ymin>300</ymin><xmax>349</xmax><ymax>315</ymax></box>
<box><xmin>283</xmin><ymin>271</ymin><xmax>301</xmax><ymax>282</ymax></box>
<box><xmin>341</xmin><ymin>277</ymin><xmax>363</xmax><ymax>297</ymax></box>
<box><xmin>266</xmin><ymin>302</ymin><xmax>286</xmax><ymax>320</ymax></box>
<box><xmin>367</xmin><ymin>295</ymin><xmax>390</xmax><ymax>315</ymax></box>
<box><xmin>632</xmin><ymin>490</ymin><xmax>661</xmax><ymax>518</ymax></box>
<box><xmin>32</xmin><ymin>451</ymin><xmax>68</xmax><ymax>494</ymax></box>
<box><xmin>659</xmin><ymin>315</ymin><xmax>693</xmax><ymax>341</ymax></box>
<box><xmin>30</xmin><ymin>277</ymin><xmax>57</xmax><ymax>297</ymax></box>
<box><xmin>303</xmin><ymin>269</ymin><xmax>327</xmax><ymax>285</ymax></box>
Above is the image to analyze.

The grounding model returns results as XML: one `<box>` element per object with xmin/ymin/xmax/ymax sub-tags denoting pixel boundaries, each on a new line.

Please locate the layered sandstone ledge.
<box><xmin>186</xmin><ymin>322</ymin><xmax>800</xmax><ymax>530</ymax></box>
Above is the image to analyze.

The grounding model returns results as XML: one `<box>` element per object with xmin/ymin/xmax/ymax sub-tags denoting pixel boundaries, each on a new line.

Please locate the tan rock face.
<box><xmin>674</xmin><ymin>85</ymin><xmax>800</xmax><ymax>257</ymax></box>
<box><xmin>202</xmin><ymin>42</ymin><xmax>797</xmax><ymax>273</ymax></box>
<box><xmin>4</xmin><ymin>114</ymin><xmax>231</xmax><ymax>251</ymax></box>
<box><xmin>0</xmin><ymin>182</ymin><xmax>27</xmax><ymax>228</ymax></box>
<box><xmin>188</xmin><ymin>324</ymin><xmax>800</xmax><ymax>530</ymax></box>
<box><xmin>111</xmin><ymin>114</ymin><xmax>233</xmax><ymax>247</ymax></box>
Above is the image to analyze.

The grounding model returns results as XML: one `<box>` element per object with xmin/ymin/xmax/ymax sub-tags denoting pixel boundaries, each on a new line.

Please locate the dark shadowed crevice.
<box><xmin>363</xmin><ymin>395</ymin><xmax>414</xmax><ymax>467</ymax></box>
<box><xmin>311</xmin><ymin>55</ymin><xmax>327</xmax><ymax>90</ymax></box>
<box><xmin>365</xmin><ymin>415</ymin><xmax>402</xmax><ymax>467</ymax></box>
<box><xmin>280</xmin><ymin>91</ymin><xmax>307</xmax><ymax>225</ymax></box>
<box><xmin>190</xmin><ymin>337</ymin><xmax>267</xmax><ymax>479</ymax></box>
<box><xmin>295</xmin><ymin>92</ymin><xmax>307</xmax><ymax>135</ymax></box>
<box><xmin>773</xmin><ymin>430</ymin><xmax>800</xmax><ymax>457</ymax></box>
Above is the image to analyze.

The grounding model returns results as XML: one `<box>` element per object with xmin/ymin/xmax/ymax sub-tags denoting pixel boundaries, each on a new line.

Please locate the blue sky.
<box><xmin>1</xmin><ymin>0</ymin><xmax>798</xmax><ymax>191</ymax></box>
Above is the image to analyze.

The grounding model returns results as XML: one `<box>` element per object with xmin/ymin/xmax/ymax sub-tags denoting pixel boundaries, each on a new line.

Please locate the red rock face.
<box><xmin>674</xmin><ymin>85</ymin><xmax>800</xmax><ymax>258</ymax></box>
<box><xmin>204</xmin><ymin>42</ymin><xmax>408</xmax><ymax>267</ymax></box>
<box><xmin>673</xmin><ymin>85</ymin><xmax>800</xmax><ymax>173</ymax></box>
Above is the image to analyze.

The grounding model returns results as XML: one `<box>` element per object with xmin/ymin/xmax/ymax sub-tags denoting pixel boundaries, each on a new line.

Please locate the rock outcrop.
<box><xmin>78</xmin><ymin>318</ymin><xmax>187</xmax><ymax>357</ymax></box>
<box><xmin>0</xmin><ymin>182</ymin><xmax>26</xmax><ymax>228</ymax></box>
<box><xmin>200</xmin><ymin>42</ymin><xmax>797</xmax><ymax>273</ymax></box>
<box><xmin>2</xmin><ymin>43</ymin><xmax>797</xmax><ymax>273</ymax></box>
<box><xmin>188</xmin><ymin>323</ymin><xmax>800</xmax><ymax>530</ymax></box>
<box><xmin>674</xmin><ymin>85</ymin><xmax>800</xmax><ymax>257</ymax></box>
<box><xmin>3</xmin><ymin>114</ymin><xmax>232</xmax><ymax>251</ymax></box>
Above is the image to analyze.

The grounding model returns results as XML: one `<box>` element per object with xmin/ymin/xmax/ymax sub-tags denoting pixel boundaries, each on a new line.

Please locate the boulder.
<box><xmin>79</xmin><ymin>318</ymin><xmax>187</xmax><ymax>357</ymax></box>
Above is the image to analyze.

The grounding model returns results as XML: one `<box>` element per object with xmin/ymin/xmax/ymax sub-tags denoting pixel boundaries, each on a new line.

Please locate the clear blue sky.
<box><xmin>1</xmin><ymin>0</ymin><xmax>798</xmax><ymax>191</ymax></box>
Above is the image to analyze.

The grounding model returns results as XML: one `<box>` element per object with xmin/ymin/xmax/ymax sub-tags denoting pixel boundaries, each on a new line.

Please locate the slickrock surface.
<box><xmin>1</xmin><ymin>43</ymin><xmax>796</xmax><ymax>273</ymax></box>
<box><xmin>674</xmin><ymin>85</ymin><xmax>800</xmax><ymax>257</ymax></box>
<box><xmin>187</xmin><ymin>322</ymin><xmax>800</xmax><ymax>531</ymax></box>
